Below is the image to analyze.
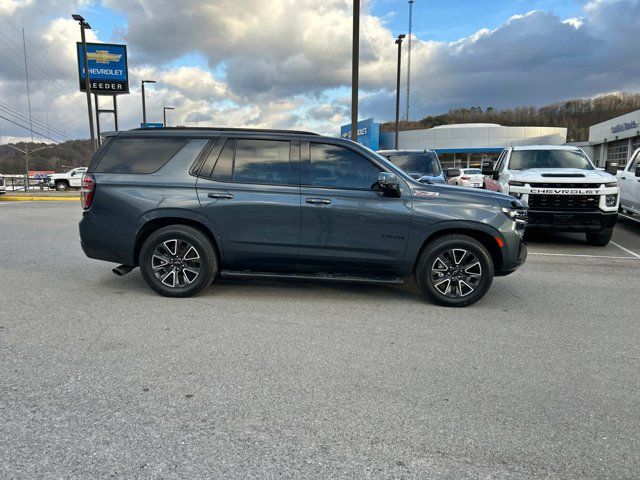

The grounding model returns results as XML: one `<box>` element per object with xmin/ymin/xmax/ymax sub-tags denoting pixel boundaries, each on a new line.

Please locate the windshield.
<box><xmin>464</xmin><ymin>169</ymin><xmax>481</xmax><ymax>175</ymax></box>
<box><xmin>385</xmin><ymin>152</ymin><xmax>441</xmax><ymax>176</ymax></box>
<box><xmin>509</xmin><ymin>150</ymin><xmax>594</xmax><ymax>170</ymax></box>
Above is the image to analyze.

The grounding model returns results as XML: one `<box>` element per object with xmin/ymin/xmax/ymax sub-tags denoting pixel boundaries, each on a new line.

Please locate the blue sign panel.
<box><xmin>141</xmin><ymin>123</ymin><xmax>164</xmax><ymax>129</ymax></box>
<box><xmin>340</xmin><ymin>118</ymin><xmax>380</xmax><ymax>150</ymax></box>
<box><xmin>77</xmin><ymin>43</ymin><xmax>129</xmax><ymax>95</ymax></box>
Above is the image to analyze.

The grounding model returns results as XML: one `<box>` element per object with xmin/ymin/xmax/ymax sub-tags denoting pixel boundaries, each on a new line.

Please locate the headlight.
<box><xmin>502</xmin><ymin>207</ymin><xmax>528</xmax><ymax>224</ymax></box>
<box><xmin>606</xmin><ymin>194</ymin><xmax>618</xmax><ymax>207</ymax></box>
<box><xmin>508</xmin><ymin>180</ymin><xmax>525</xmax><ymax>186</ymax></box>
<box><xmin>604</xmin><ymin>182</ymin><xmax>617</xmax><ymax>188</ymax></box>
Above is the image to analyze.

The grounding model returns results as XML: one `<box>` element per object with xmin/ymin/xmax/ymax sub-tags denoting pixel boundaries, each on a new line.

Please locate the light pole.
<box><xmin>163</xmin><ymin>106</ymin><xmax>174</xmax><ymax>127</ymax></box>
<box><xmin>395</xmin><ymin>34</ymin><xmax>406</xmax><ymax>150</ymax></box>
<box><xmin>141</xmin><ymin>80</ymin><xmax>156</xmax><ymax>126</ymax></box>
<box><xmin>351</xmin><ymin>0</ymin><xmax>360</xmax><ymax>143</ymax></box>
<box><xmin>405</xmin><ymin>0</ymin><xmax>414</xmax><ymax>121</ymax></box>
<box><xmin>72</xmin><ymin>14</ymin><xmax>96</xmax><ymax>153</ymax></box>
<box><xmin>6</xmin><ymin>144</ymin><xmax>51</xmax><ymax>191</ymax></box>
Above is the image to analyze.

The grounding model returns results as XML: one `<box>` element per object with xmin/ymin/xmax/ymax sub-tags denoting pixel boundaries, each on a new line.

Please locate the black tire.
<box><xmin>586</xmin><ymin>230</ymin><xmax>613</xmax><ymax>246</ymax></box>
<box><xmin>55</xmin><ymin>181</ymin><xmax>69</xmax><ymax>191</ymax></box>
<box><xmin>139</xmin><ymin>225</ymin><xmax>218</xmax><ymax>297</ymax></box>
<box><xmin>415</xmin><ymin>234</ymin><xmax>494</xmax><ymax>307</ymax></box>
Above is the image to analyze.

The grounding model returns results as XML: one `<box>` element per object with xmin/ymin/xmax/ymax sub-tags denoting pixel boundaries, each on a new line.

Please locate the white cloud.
<box><xmin>1</xmin><ymin>0</ymin><xmax>640</xmax><ymax>144</ymax></box>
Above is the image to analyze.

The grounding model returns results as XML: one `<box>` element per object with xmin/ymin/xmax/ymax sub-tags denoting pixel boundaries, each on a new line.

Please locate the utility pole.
<box><xmin>351</xmin><ymin>0</ymin><xmax>360</xmax><ymax>143</ymax></box>
<box><xmin>405</xmin><ymin>0</ymin><xmax>414</xmax><ymax>121</ymax></box>
<box><xmin>72</xmin><ymin>14</ymin><xmax>96</xmax><ymax>152</ymax></box>
<box><xmin>395</xmin><ymin>34</ymin><xmax>406</xmax><ymax>150</ymax></box>
<box><xmin>21</xmin><ymin>27</ymin><xmax>33</xmax><ymax>190</ymax></box>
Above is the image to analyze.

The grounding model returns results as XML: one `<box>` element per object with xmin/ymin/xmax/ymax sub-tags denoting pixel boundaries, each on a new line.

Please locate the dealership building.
<box><xmin>341</xmin><ymin>119</ymin><xmax>567</xmax><ymax>168</ymax></box>
<box><xmin>588</xmin><ymin>109</ymin><xmax>640</xmax><ymax>167</ymax></box>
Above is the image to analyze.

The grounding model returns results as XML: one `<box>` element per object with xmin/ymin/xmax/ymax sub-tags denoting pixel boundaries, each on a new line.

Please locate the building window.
<box><xmin>607</xmin><ymin>139</ymin><xmax>629</xmax><ymax>165</ymax></box>
<box><xmin>632</xmin><ymin>136</ymin><xmax>640</xmax><ymax>153</ymax></box>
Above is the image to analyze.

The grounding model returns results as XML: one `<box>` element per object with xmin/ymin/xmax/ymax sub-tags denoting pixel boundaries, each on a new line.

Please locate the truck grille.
<box><xmin>528</xmin><ymin>194</ymin><xmax>600</xmax><ymax>211</ymax></box>
<box><xmin>530</xmin><ymin>183</ymin><xmax>602</xmax><ymax>188</ymax></box>
<box><xmin>0</xmin><ymin>177</ymin><xmax>4</xmax><ymax>187</ymax></box>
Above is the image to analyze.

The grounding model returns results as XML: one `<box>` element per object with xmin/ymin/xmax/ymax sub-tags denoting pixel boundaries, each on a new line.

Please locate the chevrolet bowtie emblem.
<box><xmin>87</xmin><ymin>50</ymin><xmax>121</xmax><ymax>64</ymax></box>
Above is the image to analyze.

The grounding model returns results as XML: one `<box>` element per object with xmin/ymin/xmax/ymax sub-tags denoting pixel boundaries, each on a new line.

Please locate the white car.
<box><xmin>46</xmin><ymin>167</ymin><xmax>88</xmax><ymax>191</ymax></box>
<box><xmin>0</xmin><ymin>174</ymin><xmax>5</xmax><ymax>195</ymax></box>
<box><xmin>446</xmin><ymin>168</ymin><xmax>484</xmax><ymax>188</ymax></box>
<box><xmin>483</xmin><ymin>145</ymin><xmax>619</xmax><ymax>245</ymax></box>
<box><xmin>618</xmin><ymin>147</ymin><xmax>640</xmax><ymax>215</ymax></box>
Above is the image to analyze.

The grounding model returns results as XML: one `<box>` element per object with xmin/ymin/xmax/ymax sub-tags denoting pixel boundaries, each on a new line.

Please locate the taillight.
<box><xmin>461</xmin><ymin>176</ymin><xmax>471</xmax><ymax>180</ymax></box>
<box><xmin>81</xmin><ymin>174</ymin><xmax>95</xmax><ymax>209</ymax></box>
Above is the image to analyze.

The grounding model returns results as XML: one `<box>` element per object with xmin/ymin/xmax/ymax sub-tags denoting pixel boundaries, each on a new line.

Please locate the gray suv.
<box><xmin>79</xmin><ymin>128</ymin><xmax>527</xmax><ymax>307</ymax></box>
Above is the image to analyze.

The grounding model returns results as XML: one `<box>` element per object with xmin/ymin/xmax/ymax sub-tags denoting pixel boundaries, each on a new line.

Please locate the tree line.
<box><xmin>0</xmin><ymin>140</ymin><xmax>92</xmax><ymax>174</ymax></box>
<box><xmin>381</xmin><ymin>92</ymin><xmax>640</xmax><ymax>142</ymax></box>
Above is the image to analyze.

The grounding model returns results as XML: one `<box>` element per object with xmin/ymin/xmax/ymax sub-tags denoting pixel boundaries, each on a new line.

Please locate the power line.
<box><xmin>0</xmin><ymin>113</ymin><xmax>93</xmax><ymax>152</ymax></box>
<box><xmin>0</xmin><ymin>103</ymin><xmax>76</xmax><ymax>141</ymax></box>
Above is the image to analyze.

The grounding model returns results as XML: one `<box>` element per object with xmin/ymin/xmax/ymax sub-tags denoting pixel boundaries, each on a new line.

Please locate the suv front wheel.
<box><xmin>139</xmin><ymin>225</ymin><xmax>218</xmax><ymax>297</ymax></box>
<box><xmin>416</xmin><ymin>234</ymin><xmax>494</xmax><ymax>307</ymax></box>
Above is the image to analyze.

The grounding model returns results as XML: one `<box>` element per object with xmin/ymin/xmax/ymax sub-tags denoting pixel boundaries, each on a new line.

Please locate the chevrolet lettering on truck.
<box><xmin>483</xmin><ymin>145</ymin><xmax>619</xmax><ymax>246</ymax></box>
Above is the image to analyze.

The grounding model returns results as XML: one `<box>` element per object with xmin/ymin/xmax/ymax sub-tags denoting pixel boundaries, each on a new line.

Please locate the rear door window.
<box><xmin>95</xmin><ymin>138</ymin><xmax>189</xmax><ymax>174</ymax></box>
<box><xmin>233</xmin><ymin>139</ymin><xmax>291</xmax><ymax>185</ymax></box>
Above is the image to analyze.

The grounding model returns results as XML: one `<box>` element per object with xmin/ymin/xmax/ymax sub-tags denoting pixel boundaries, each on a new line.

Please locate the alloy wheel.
<box><xmin>430</xmin><ymin>248</ymin><xmax>482</xmax><ymax>297</ymax></box>
<box><xmin>151</xmin><ymin>239</ymin><xmax>201</xmax><ymax>288</ymax></box>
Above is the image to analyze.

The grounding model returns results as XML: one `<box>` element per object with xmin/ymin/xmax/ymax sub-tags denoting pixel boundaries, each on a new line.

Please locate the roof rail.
<box><xmin>132</xmin><ymin>126</ymin><xmax>319</xmax><ymax>135</ymax></box>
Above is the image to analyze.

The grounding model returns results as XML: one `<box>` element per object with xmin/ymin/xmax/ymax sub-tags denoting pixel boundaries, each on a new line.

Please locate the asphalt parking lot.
<box><xmin>1</xmin><ymin>202</ymin><xmax>639</xmax><ymax>479</ymax></box>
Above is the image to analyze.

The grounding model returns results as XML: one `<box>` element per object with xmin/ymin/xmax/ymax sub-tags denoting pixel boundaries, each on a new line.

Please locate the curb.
<box><xmin>1</xmin><ymin>196</ymin><xmax>79</xmax><ymax>202</ymax></box>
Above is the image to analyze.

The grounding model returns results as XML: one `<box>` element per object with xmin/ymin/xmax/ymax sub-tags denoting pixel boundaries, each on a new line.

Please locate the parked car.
<box><xmin>618</xmin><ymin>147</ymin><xmax>640</xmax><ymax>215</ymax></box>
<box><xmin>483</xmin><ymin>145</ymin><xmax>619</xmax><ymax>246</ymax></box>
<box><xmin>46</xmin><ymin>167</ymin><xmax>88</xmax><ymax>191</ymax></box>
<box><xmin>79</xmin><ymin>127</ymin><xmax>527</xmax><ymax>307</ymax></box>
<box><xmin>447</xmin><ymin>168</ymin><xmax>484</xmax><ymax>188</ymax></box>
<box><xmin>377</xmin><ymin>149</ymin><xmax>445</xmax><ymax>184</ymax></box>
<box><xmin>0</xmin><ymin>174</ymin><xmax>5</xmax><ymax>195</ymax></box>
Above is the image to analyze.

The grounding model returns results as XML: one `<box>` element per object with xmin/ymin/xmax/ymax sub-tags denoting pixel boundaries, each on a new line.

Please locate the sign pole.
<box><xmin>94</xmin><ymin>93</ymin><xmax>101</xmax><ymax>147</ymax></box>
<box><xmin>113</xmin><ymin>95</ymin><xmax>118</xmax><ymax>131</ymax></box>
<box><xmin>351</xmin><ymin>0</ymin><xmax>360</xmax><ymax>144</ymax></box>
<box><xmin>79</xmin><ymin>24</ymin><xmax>96</xmax><ymax>152</ymax></box>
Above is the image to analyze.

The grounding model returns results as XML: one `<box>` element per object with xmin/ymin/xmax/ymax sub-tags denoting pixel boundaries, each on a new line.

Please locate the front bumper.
<box><xmin>496</xmin><ymin>240</ymin><xmax>527</xmax><ymax>276</ymax></box>
<box><xmin>526</xmin><ymin>210</ymin><xmax>617</xmax><ymax>232</ymax></box>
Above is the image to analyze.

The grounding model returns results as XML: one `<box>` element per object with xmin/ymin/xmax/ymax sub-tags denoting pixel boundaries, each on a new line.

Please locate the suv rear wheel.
<box><xmin>415</xmin><ymin>234</ymin><xmax>494</xmax><ymax>307</ymax></box>
<box><xmin>139</xmin><ymin>225</ymin><xmax>218</xmax><ymax>297</ymax></box>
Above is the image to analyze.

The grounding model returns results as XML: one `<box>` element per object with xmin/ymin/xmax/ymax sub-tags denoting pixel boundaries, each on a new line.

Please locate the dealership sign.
<box><xmin>76</xmin><ymin>43</ymin><xmax>129</xmax><ymax>95</ymax></box>
<box><xmin>610</xmin><ymin>120</ymin><xmax>638</xmax><ymax>134</ymax></box>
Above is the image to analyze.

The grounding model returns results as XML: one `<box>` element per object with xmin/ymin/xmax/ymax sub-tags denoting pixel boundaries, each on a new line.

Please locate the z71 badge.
<box><xmin>414</xmin><ymin>191</ymin><xmax>440</xmax><ymax>198</ymax></box>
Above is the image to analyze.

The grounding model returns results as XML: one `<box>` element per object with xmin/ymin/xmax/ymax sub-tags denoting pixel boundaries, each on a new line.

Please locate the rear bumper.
<box><xmin>526</xmin><ymin>210</ymin><xmax>617</xmax><ymax>232</ymax></box>
<box><xmin>79</xmin><ymin>212</ymin><xmax>139</xmax><ymax>265</ymax></box>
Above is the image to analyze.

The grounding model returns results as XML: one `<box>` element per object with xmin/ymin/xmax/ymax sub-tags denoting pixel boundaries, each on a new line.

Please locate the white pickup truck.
<box><xmin>618</xmin><ymin>147</ymin><xmax>640</xmax><ymax>215</ymax></box>
<box><xmin>46</xmin><ymin>167</ymin><xmax>87</xmax><ymax>191</ymax></box>
<box><xmin>482</xmin><ymin>145</ymin><xmax>619</xmax><ymax>245</ymax></box>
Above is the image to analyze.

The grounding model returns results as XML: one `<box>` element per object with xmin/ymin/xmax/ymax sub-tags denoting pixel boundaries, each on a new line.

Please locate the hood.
<box><xmin>413</xmin><ymin>183</ymin><xmax>520</xmax><ymax>207</ymax></box>
<box><xmin>511</xmin><ymin>168</ymin><xmax>616</xmax><ymax>183</ymax></box>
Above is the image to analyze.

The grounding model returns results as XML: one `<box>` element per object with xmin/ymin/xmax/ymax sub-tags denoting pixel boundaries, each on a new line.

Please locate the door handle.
<box><xmin>208</xmin><ymin>192</ymin><xmax>234</xmax><ymax>199</ymax></box>
<box><xmin>305</xmin><ymin>197</ymin><xmax>331</xmax><ymax>205</ymax></box>
<box><xmin>621</xmin><ymin>177</ymin><xmax>626</xmax><ymax>180</ymax></box>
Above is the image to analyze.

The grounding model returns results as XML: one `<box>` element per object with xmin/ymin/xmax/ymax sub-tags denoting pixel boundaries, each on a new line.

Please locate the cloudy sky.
<box><xmin>0</xmin><ymin>0</ymin><xmax>639</xmax><ymax>143</ymax></box>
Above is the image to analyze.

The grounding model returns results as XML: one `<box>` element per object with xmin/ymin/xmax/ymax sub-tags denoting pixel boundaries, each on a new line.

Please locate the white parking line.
<box><xmin>528</xmin><ymin>252</ymin><xmax>639</xmax><ymax>260</ymax></box>
<box><xmin>610</xmin><ymin>241</ymin><xmax>640</xmax><ymax>259</ymax></box>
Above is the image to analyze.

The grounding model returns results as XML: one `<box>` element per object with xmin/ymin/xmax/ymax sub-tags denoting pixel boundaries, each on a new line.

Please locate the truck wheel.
<box><xmin>586</xmin><ymin>230</ymin><xmax>613</xmax><ymax>246</ymax></box>
<box><xmin>139</xmin><ymin>225</ymin><xmax>218</xmax><ymax>297</ymax></box>
<box><xmin>55</xmin><ymin>181</ymin><xmax>69</xmax><ymax>191</ymax></box>
<box><xmin>415</xmin><ymin>234</ymin><xmax>494</xmax><ymax>308</ymax></box>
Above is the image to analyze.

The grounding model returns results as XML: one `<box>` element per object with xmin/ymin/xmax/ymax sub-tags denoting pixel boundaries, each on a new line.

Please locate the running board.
<box><xmin>220</xmin><ymin>270</ymin><xmax>405</xmax><ymax>285</ymax></box>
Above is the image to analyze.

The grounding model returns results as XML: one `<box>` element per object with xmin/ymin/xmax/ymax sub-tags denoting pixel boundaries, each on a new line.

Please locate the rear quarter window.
<box><xmin>95</xmin><ymin>138</ymin><xmax>189</xmax><ymax>174</ymax></box>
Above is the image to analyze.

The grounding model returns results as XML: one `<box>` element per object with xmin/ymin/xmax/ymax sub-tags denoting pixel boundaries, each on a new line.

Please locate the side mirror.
<box><xmin>481</xmin><ymin>160</ymin><xmax>496</xmax><ymax>176</ymax></box>
<box><xmin>635</xmin><ymin>163</ymin><xmax>640</xmax><ymax>178</ymax></box>
<box><xmin>378</xmin><ymin>172</ymin><xmax>400</xmax><ymax>195</ymax></box>
<box><xmin>605</xmin><ymin>160</ymin><xmax>618</xmax><ymax>175</ymax></box>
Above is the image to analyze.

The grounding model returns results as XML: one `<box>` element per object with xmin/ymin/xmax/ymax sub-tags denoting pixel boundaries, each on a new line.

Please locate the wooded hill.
<box><xmin>380</xmin><ymin>93</ymin><xmax>640</xmax><ymax>142</ymax></box>
<box><xmin>0</xmin><ymin>140</ymin><xmax>92</xmax><ymax>174</ymax></box>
